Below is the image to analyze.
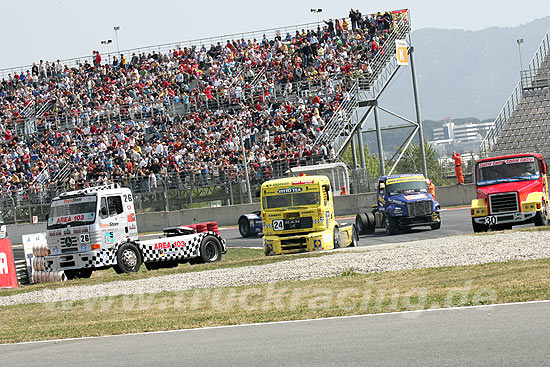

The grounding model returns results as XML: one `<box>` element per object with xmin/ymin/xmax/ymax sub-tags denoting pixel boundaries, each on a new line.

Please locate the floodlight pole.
<box><xmin>114</xmin><ymin>26</ymin><xmax>121</xmax><ymax>53</ymax></box>
<box><xmin>237</xmin><ymin>122</ymin><xmax>253</xmax><ymax>204</ymax></box>
<box><xmin>373</xmin><ymin>103</ymin><xmax>386</xmax><ymax>176</ymax></box>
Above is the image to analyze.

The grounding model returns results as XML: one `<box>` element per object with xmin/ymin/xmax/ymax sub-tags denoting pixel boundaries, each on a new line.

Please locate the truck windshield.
<box><xmin>477</xmin><ymin>157</ymin><xmax>539</xmax><ymax>186</ymax></box>
<box><xmin>263</xmin><ymin>192</ymin><xmax>320</xmax><ymax>209</ymax></box>
<box><xmin>47</xmin><ymin>195</ymin><xmax>97</xmax><ymax>229</ymax></box>
<box><xmin>386</xmin><ymin>181</ymin><xmax>428</xmax><ymax>195</ymax></box>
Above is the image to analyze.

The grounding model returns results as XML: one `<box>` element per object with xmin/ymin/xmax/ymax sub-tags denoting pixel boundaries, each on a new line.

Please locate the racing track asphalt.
<box><xmin>8</xmin><ymin>207</ymin><xmax>508</xmax><ymax>260</ymax></box>
<box><xmin>2</xmin><ymin>300</ymin><xmax>549</xmax><ymax>366</ymax></box>
<box><xmin>223</xmin><ymin>207</ymin><xmax>475</xmax><ymax>248</ymax></box>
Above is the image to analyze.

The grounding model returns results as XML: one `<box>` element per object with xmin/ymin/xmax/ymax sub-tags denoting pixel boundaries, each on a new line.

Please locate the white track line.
<box><xmin>3</xmin><ymin>299</ymin><xmax>549</xmax><ymax>347</ymax></box>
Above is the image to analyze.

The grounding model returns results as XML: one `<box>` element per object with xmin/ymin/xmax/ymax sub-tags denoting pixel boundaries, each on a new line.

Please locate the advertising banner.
<box><xmin>395</xmin><ymin>39</ymin><xmax>409</xmax><ymax>65</ymax></box>
<box><xmin>0</xmin><ymin>238</ymin><xmax>18</xmax><ymax>288</ymax></box>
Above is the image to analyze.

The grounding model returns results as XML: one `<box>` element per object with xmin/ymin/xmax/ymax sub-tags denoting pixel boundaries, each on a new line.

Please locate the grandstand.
<box><xmin>481</xmin><ymin>29</ymin><xmax>550</xmax><ymax>158</ymax></box>
<box><xmin>0</xmin><ymin>9</ymin><xmax>412</xmax><ymax>222</ymax></box>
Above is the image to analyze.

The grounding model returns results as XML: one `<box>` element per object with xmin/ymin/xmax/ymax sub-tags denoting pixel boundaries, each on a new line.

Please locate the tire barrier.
<box><xmin>206</xmin><ymin>221</ymin><xmax>219</xmax><ymax>234</ymax></box>
<box><xmin>182</xmin><ymin>222</ymin><xmax>218</xmax><ymax>234</ymax></box>
<box><xmin>31</xmin><ymin>270</ymin><xmax>67</xmax><ymax>283</ymax></box>
<box><xmin>31</xmin><ymin>242</ymin><xmax>67</xmax><ymax>283</ymax></box>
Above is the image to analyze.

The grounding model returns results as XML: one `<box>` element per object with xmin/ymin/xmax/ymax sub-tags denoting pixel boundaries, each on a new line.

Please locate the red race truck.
<box><xmin>471</xmin><ymin>153</ymin><xmax>549</xmax><ymax>232</ymax></box>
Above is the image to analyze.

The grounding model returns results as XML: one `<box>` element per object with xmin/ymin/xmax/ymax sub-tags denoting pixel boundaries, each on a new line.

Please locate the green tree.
<box><xmin>393</xmin><ymin>143</ymin><xmax>451</xmax><ymax>186</ymax></box>
<box><xmin>341</xmin><ymin>144</ymin><xmax>381</xmax><ymax>179</ymax></box>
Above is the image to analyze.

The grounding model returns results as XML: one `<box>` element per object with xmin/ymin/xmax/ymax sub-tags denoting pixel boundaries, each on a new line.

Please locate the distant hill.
<box><xmin>377</xmin><ymin>16</ymin><xmax>550</xmax><ymax>122</ymax></box>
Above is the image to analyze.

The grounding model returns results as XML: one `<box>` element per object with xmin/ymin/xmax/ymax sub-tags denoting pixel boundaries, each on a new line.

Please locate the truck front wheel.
<box><xmin>472</xmin><ymin>218</ymin><xmax>488</xmax><ymax>233</ymax></box>
<box><xmin>534</xmin><ymin>203</ymin><xmax>549</xmax><ymax>226</ymax></box>
<box><xmin>333</xmin><ymin>227</ymin><xmax>342</xmax><ymax>249</ymax></box>
<box><xmin>384</xmin><ymin>215</ymin><xmax>398</xmax><ymax>235</ymax></box>
<box><xmin>115</xmin><ymin>243</ymin><xmax>142</xmax><ymax>273</ymax></box>
<box><xmin>200</xmin><ymin>235</ymin><xmax>222</xmax><ymax>263</ymax></box>
<box><xmin>431</xmin><ymin>221</ymin><xmax>441</xmax><ymax>230</ymax></box>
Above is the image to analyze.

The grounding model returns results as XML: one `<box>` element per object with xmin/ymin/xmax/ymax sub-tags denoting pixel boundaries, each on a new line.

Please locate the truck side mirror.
<box><xmin>541</xmin><ymin>161</ymin><xmax>547</xmax><ymax>175</ymax></box>
<box><xmin>101</xmin><ymin>207</ymin><xmax>108</xmax><ymax>216</ymax></box>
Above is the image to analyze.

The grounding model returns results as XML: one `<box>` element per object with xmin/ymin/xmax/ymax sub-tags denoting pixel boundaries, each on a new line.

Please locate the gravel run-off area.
<box><xmin>1</xmin><ymin>231</ymin><xmax>550</xmax><ymax>307</ymax></box>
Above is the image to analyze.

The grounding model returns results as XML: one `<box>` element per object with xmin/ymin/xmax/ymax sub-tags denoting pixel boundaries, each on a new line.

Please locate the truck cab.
<box><xmin>471</xmin><ymin>153</ymin><xmax>549</xmax><ymax>232</ymax></box>
<box><xmin>262</xmin><ymin>175</ymin><xmax>356</xmax><ymax>255</ymax></box>
<box><xmin>356</xmin><ymin>174</ymin><xmax>441</xmax><ymax>235</ymax></box>
<box><xmin>45</xmin><ymin>184</ymin><xmax>138</xmax><ymax>277</ymax></box>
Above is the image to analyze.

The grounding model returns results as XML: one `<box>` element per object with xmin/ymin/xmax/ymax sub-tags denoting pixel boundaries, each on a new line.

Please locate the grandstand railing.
<box><xmin>480</xmin><ymin>28</ymin><xmax>550</xmax><ymax>154</ymax></box>
<box><xmin>520</xmin><ymin>67</ymin><xmax>550</xmax><ymax>90</ymax></box>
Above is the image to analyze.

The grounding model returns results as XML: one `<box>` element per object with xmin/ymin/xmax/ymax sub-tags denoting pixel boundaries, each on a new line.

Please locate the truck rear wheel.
<box><xmin>534</xmin><ymin>203</ymin><xmax>548</xmax><ymax>226</ymax></box>
<box><xmin>115</xmin><ymin>243</ymin><xmax>142</xmax><ymax>273</ymax></box>
<box><xmin>333</xmin><ymin>227</ymin><xmax>342</xmax><ymax>249</ymax></box>
<box><xmin>200</xmin><ymin>235</ymin><xmax>222</xmax><ymax>263</ymax></box>
<box><xmin>355</xmin><ymin>213</ymin><xmax>369</xmax><ymax>235</ymax></box>
<box><xmin>472</xmin><ymin>218</ymin><xmax>488</xmax><ymax>233</ymax></box>
<box><xmin>384</xmin><ymin>215</ymin><xmax>398</xmax><ymax>235</ymax></box>
<box><xmin>365</xmin><ymin>213</ymin><xmax>376</xmax><ymax>234</ymax></box>
<box><xmin>239</xmin><ymin>217</ymin><xmax>251</xmax><ymax>237</ymax></box>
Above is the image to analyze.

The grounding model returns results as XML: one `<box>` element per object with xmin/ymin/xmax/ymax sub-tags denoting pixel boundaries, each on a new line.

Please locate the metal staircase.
<box><xmin>315</xmin><ymin>11</ymin><xmax>412</xmax><ymax>157</ymax></box>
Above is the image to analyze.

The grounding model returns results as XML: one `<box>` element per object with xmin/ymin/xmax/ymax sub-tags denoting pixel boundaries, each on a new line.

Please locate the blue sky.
<box><xmin>1</xmin><ymin>0</ymin><xmax>549</xmax><ymax>70</ymax></box>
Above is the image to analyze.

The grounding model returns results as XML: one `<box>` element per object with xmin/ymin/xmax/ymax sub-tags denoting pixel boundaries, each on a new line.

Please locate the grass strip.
<box><xmin>1</xmin><ymin>257</ymin><xmax>550</xmax><ymax>344</ymax></box>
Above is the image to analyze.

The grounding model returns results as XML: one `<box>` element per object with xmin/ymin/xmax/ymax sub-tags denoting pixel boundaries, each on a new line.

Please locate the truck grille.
<box><xmin>60</xmin><ymin>236</ymin><xmax>79</xmax><ymax>253</ymax></box>
<box><xmin>407</xmin><ymin>200</ymin><xmax>432</xmax><ymax>217</ymax></box>
<box><xmin>489</xmin><ymin>193</ymin><xmax>518</xmax><ymax>214</ymax></box>
<box><xmin>283</xmin><ymin>217</ymin><xmax>313</xmax><ymax>230</ymax></box>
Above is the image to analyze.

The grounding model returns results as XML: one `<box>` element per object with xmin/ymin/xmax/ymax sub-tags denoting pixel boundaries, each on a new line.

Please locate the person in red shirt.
<box><xmin>452</xmin><ymin>152</ymin><xmax>464</xmax><ymax>184</ymax></box>
<box><xmin>94</xmin><ymin>50</ymin><xmax>102</xmax><ymax>68</ymax></box>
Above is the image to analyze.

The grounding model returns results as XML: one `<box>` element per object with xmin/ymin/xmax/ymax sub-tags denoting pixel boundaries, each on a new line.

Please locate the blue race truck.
<box><xmin>238</xmin><ymin>211</ymin><xmax>263</xmax><ymax>238</ymax></box>
<box><xmin>355</xmin><ymin>174</ymin><xmax>441</xmax><ymax>235</ymax></box>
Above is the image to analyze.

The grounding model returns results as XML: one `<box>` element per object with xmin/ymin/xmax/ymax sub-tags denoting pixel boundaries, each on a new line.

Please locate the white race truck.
<box><xmin>44</xmin><ymin>184</ymin><xmax>226</xmax><ymax>279</ymax></box>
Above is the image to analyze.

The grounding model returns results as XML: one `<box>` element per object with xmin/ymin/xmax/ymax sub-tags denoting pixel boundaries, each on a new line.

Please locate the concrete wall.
<box><xmin>7</xmin><ymin>184</ymin><xmax>475</xmax><ymax>244</ymax></box>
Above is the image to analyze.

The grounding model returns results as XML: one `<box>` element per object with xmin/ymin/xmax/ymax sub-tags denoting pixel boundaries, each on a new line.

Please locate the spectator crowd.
<box><xmin>0</xmin><ymin>9</ymin><xmax>407</xmax><ymax>204</ymax></box>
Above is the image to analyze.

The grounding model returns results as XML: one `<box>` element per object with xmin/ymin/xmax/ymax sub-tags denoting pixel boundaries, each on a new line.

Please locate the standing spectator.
<box><xmin>452</xmin><ymin>152</ymin><xmax>464</xmax><ymax>185</ymax></box>
<box><xmin>349</xmin><ymin>9</ymin><xmax>357</xmax><ymax>31</ymax></box>
<box><xmin>324</xmin><ymin>19</ymin><xmax>335</xmax><ymax>39</ymax></box>
<box><xmin>94</xmin><ymin>50</ymin><xmax>102</xmax><ymax>68</ymax></box>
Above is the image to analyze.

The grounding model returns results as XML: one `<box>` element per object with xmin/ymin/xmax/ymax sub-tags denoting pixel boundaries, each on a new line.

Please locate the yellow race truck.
<box><xmin>261</xmin><ymin>175</ymin><xmax>358</xmax><ymax>255</ymax></box>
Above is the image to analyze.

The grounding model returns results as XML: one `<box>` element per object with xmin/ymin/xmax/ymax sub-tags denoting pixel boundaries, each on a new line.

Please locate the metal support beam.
<box><xmin>373</xmin><ymin>105</ymin><xmax>386</xmax><ymax>176</ymax></box>
<box><xmin>388</xmin><ymin>126</ymin><xmax>419</xmax><ymax>176</ymax></box>
<box><xmin>376</xmin><ymin>105</ymin><xmax>418</xmax><ymax>126</ymax></box>
<box><xmin>409</xmin><ymin>45</ymin><xmax>428</xmax><ymax>177</ymax></box>
<box><xmin>357</xmin><ymin>121</ymin><xmax>366</xmax><ymax>170</ymax></box>
<box><xmin>350</xmin><ymin>132</ymin><xmax>358</xmax><ymax>168</ymax></box>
